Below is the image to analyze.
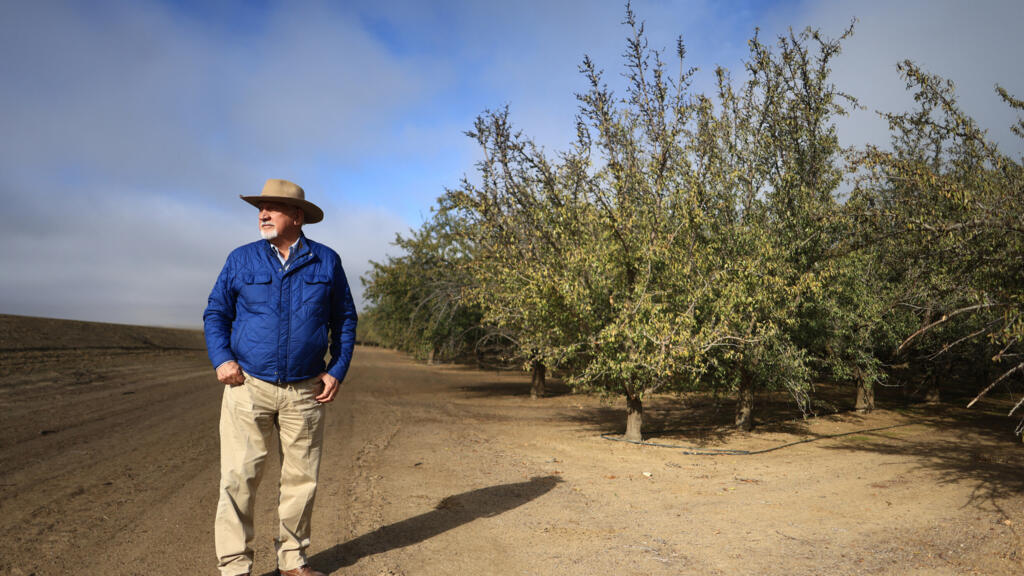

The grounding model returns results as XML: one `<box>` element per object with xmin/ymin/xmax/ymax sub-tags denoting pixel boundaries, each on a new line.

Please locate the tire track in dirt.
<box><xmin>0</xmin><ymin>347</ymin><xmax>221</xmax><ymax>576</ymax></box>
<box><xmin>344</xmin><ymin>403</ymin><xmax>402</xmax><ymax>548</ymax></box>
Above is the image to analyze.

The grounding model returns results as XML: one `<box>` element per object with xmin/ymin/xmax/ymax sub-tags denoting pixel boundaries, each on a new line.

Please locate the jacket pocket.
<box><xmin>302</xmin><ymin>274</ymin><xmax>331</xmax><ymax>309</ymax></box>
<box><xmin>241</xmin><ymin>272</ymin><xmax>272</xmax><ymax>304</ymax></box>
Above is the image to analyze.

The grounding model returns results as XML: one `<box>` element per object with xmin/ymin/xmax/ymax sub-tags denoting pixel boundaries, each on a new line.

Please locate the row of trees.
<box><xmin>362</xmin><ymin>9</ymin><xmax>1024</xmax><ymax>441</ymax></box>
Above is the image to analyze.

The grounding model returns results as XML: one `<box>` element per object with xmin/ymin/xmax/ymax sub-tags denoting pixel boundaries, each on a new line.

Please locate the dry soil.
<box><xmin>0</xmin><ymin>314</ymin><xmax>1022</xmax><ymax>576</ymax></box>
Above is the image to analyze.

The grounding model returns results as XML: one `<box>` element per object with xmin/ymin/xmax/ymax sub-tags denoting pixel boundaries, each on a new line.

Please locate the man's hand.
<box><xmin>216</xmin><ymin>361</ymin><xmax>245</xmax><ymax>386</ymax></box>
<box><xmin>316</xmin><ymin>373</ymin><xmax>340</xmax><ymax>403</ymax></box>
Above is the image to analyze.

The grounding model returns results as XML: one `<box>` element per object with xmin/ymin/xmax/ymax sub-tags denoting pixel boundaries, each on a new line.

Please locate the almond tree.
<box><xmin>694</xmin><ymin>24</ymin><xmax>862</xmax><ymax>429</ymax></box>
<box><xmin>440</xmin><ymin>106</ymin><xmax>596</xmax><ymax>398</ymax></box>
<box><xmin>361</xmin><ymin>208</ymin><xmax>484</xmax><ymax>363</ymax></box>
<box><xmin>852</xmin><ymin>62</ymin><xmax>1024</xmax><ymax>434</ymax></box>
<box><xmin>445</xmin><ymin>8</ymin><xmax>730</xmax><ymax>438</ymax></box>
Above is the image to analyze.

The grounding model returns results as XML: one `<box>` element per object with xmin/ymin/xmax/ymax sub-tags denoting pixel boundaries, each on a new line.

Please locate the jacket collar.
<box><xmin>263</xmin><ymin>233</ymin><xmax>316</xmax><ymax>275</ymax></box>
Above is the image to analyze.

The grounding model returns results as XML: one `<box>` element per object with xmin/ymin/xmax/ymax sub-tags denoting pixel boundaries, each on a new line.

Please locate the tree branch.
<box><xmin>967</xmin><ymin>360</ymin><xmax>1024</xmax><ymax>409</ymax></box>
<box><xmin>897</xmin><ymin>302</ymin><xmax>996</xmax><ymax>354</ymax></box>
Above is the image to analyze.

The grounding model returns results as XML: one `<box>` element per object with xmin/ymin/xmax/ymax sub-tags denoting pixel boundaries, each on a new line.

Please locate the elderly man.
<box><xmin>204</xmin><ymin>179</ymin><xmax>357</xmax><ymax>576</ymax></box>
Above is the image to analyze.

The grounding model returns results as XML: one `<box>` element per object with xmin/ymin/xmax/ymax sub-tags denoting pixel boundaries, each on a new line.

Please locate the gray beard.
<box><xmin>260</xmin><ymin>228</ymin><xmax>278</xmax><ymax>241</ymax></box>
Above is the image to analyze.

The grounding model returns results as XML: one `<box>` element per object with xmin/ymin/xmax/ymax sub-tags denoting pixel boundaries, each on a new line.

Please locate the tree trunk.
<box><xmin>855</xmin><ymin>367</ymin><xmax>874</xmax><ymax>413</ymax></box>
<box><xmin>735</xmin><ymin>371</ymin><xmax>754</xmax><ymax>431</ymax></box>
<box><xmin>925</xmin><ymin>365</ymin><xmax>941</xmax><ymax>404</ymax></box>
<box><xmin>530</xmin><ymin>361</ymin><xmax>546</xmax><ymax>399</ymax></box>
<box><xmin>427</xmin><ymin>348</ymin><xmax>436</xmax><ymax>366</ymax></box>
<box><xmin>624</xmin><ymin>395</ymin><xmax>643</xmax><ymax>442</ymax></box>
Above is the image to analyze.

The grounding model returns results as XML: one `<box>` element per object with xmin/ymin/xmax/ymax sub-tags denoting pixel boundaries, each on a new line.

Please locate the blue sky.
<box><xmin>2</xmin><ymin>0</ymin><xmax>1022</xmax><ymax>327</ymax></box>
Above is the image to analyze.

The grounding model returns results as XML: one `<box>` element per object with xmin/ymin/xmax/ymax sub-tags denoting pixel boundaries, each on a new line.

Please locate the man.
<box><xmin>204</xmin><ymin>179</ymin><xmax>358</xmax><ymax>576</ymax></box>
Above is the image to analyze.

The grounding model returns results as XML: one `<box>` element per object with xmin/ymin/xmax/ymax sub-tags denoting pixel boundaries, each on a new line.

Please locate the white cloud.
<box><xmin>0</xmin><ymin>1</ymin><xmax>439</xmax><ymax>326</ymax></box>
<box><xmin>1</xmin><ymin>180</ymin><xmax>403</xmax><ymax>326</ymax></box>
<box><xmin>3</xmin><ymin>186</ymin><xmax>248</xmax><ymax>327</ymax></box>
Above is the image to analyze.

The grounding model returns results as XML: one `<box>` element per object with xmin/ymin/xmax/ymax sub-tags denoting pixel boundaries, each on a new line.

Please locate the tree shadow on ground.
<box><xmin>821</xmin><ymin>407</ymin><xmax>1024</xmax><ymax>511</ymax></box>
<box><xmin>458</xmin><ymin>378</ymin><xmax>572</xmax><ymax>398</ymax></box>
<box><xmin>565</xmin><ymin>387</ymin><xmax>1023</xmax><ymax>509</ymax></box>
<box><xmin>262</xmin><ymin>475</ymin><xmax>561</xmax><ymax>575</ymax></box>
<box><xmin>563</xmin><ymin>383</ymin><xmax>1021</xmax><ymax>453</ymax></box>
<box><xmin>561</xmin><ymin>392</ymin><xmax>825</xmax><ymax>445</ymax></box>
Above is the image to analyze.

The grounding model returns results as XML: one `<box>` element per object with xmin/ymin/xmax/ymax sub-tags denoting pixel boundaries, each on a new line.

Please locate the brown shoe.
<box><xmin>279</xmin><ymin>566</ymin><xmax>326</xmax><ymax>576</ymax></box>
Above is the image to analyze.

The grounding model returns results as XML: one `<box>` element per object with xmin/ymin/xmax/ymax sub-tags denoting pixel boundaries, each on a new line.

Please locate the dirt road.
<box><xmin>1</xmin><ymin>315</ymin><xmax>1022</xmax><ymax>575</ymax></box>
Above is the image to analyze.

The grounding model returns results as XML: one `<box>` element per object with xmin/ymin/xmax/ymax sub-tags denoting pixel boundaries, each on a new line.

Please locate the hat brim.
<box><xmin>240</xmin><ymin>195</ymin><xmax>324</xmax><ymax>224</ymax></box>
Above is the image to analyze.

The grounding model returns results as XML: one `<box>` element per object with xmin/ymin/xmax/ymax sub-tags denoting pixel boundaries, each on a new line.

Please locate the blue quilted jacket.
<box><xmin>203</xmin><ymin>235</ymin><xmax>358</xmax><ymax>383</ymax></box>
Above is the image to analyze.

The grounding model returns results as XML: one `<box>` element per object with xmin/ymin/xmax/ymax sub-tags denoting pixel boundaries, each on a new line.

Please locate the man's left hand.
<box><xmin>316</xmin><ymin>373</ymin><xmax>340</xmax><ymax>403</ymax></box>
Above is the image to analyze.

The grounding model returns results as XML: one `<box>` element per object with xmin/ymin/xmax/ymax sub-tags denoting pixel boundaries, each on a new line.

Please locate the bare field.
<box><xmin>0</xmin><ymin>314</ymin><xmax>1022</xmax><ymax>575</ymax></box>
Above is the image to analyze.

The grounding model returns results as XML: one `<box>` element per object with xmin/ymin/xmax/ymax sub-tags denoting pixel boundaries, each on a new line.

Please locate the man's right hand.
<box><xmin>216</xmin><ymin>361</ymin><xmax>245</xmax><ymax>385</ymax></box>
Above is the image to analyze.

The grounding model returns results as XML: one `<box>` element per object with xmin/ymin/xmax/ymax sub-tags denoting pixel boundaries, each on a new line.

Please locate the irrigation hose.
<box><xmin>600</xmin><ymin>423</ymin><xmax>918</xmax><ymax>455</ymax></box>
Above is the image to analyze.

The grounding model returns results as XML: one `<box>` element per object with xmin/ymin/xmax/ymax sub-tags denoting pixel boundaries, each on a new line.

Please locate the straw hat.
<box><xmin>240</xmin><ymin>179</ymin><xmax>324</xmax><ymax>224</ymax></box>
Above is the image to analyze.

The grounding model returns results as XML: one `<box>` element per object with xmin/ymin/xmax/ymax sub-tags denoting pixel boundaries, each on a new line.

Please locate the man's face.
<box><xmin>258</xmin><ymin>201</ymin><xmax>303</xmax><ymax>240</ymax></box>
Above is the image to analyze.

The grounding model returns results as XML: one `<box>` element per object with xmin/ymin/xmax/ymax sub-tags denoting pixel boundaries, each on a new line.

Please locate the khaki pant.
<box><xmin>215</xmin><ymin>372</ymin><xmax>325</xmax><ymax>576</ymax></box>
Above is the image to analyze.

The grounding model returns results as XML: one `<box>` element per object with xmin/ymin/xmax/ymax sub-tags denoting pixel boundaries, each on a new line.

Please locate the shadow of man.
<box><xmin>259</xmin><ymin>475</ymin><xmax>561</xmax><ymax>575</ymax></box>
